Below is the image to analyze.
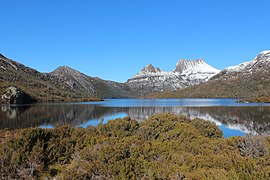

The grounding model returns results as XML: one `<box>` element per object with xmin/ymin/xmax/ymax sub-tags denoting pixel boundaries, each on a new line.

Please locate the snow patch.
<box><xmin>260</xmin><ymin>50</ymin><xmax>270</xmax><ymax>55</ymax></box>
<box><xmin>174</xmin><ymin>59</ymin><xmax>220</xmax><ymax>81</ymax></box>
<box><xmin>225</xmin><ymin>61</ymin><xmax>250</xmax><ymax>72</ymax></box>
<box><xmin>132</xmin><ymin>70</ymin><xmax>174</xmax><ymax>79</ymax></box>
<box><xmin>217</xmin><ymin>50</ymin><xmax>270</xmax><ymax>78</ymax></box>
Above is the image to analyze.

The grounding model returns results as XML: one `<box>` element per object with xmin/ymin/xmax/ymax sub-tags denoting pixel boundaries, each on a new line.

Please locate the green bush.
<box><xmin>0</xmin><ymin>113</ymin><xmax>269</xmax><ymax>179</ymax></box>
<box><xmin>191</xmin><ymin>118</ymin><xmax>223</xmax><ymax>138</ymax></box>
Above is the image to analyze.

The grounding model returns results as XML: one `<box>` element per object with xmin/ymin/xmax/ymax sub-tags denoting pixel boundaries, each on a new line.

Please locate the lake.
<box><xmin>1</xmin><ymin>98</ymin><xmax>270</xmax><ymax>137</ymax></box>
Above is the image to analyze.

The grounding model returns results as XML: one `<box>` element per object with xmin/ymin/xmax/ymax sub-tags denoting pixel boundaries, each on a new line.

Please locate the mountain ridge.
<box><xmin>1</xmin><ymin>50</ymin><xmax>270</xmax><ymax>103</ymax></box>
<box><xmin>148</xmin><ymin>50</ymin><xmax>270</xmax><ymax>101</ymax></box>
<box><xmin>126</xmin><ymin>58</ymin><xmax>220</xmax><ymax>95</ymax></box>
<box><xmin>49</xmin><ymin>65</ymin><xmax>133</xmax><ymax>98</ymax></box>
<box><xmin>0</xmin><ymin>54</ymin><xmax>132</xmax><ymax>103</ymax></box>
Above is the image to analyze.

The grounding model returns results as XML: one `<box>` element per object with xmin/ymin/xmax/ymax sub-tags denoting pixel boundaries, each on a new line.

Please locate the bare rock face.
<box><xmin>1</xmin><ymin>87</ymin><xmax>37</xmax><ymax>104</ymax></box>
<box><xmin>141</xmin><ymin>64</ymin><xmax>161</xmax><ymax>73</ymax></box>
<box><xmin>50</xmin><ymin>66</ymin><xmax>132</xmax><ymax>98</ymax></box>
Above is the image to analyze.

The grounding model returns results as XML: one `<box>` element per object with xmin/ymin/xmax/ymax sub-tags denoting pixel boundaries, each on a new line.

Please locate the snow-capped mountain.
<box><xmin>162</xmin><ymin>50</ymin><xmax>270</xmax><ymax>99</ymax></box>
<box><xmin>126</xmin><ymin>59</ymin><xmax>220</xmax><ymax>95</ymax></box>
<box><xmin>212</xmin><ymin>50</ymin><xmax>270</xmax><ymax>80</ymax></box>
<box><xmin>221</xmin><ymin>50</ymin><xmax>270</xmax><ymax>74</ymax></box>
<box><xmin>174</xmin><ymin>59</ymin><xmax>220</xmax><ymax>83</ymax></box>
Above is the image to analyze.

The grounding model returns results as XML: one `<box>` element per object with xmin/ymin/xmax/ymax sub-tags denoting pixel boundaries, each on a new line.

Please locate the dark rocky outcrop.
<box><xmin>1</xmin><ymin>87</ymin><xmax>37</xmax><ymax>104</ymax></box>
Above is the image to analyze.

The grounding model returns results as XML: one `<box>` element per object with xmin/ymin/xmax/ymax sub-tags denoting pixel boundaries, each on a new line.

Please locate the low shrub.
<box><xmin>0</xmin><ymin>113</ymin><xmax>269</xmax><ymax>179</ymax></box>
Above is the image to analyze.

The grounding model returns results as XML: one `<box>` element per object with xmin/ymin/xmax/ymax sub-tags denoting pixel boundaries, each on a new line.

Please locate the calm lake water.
<box><xmin>1</xmin><ymin>98</ymin><xmax>270</xmax><ymax>137</ymax></box>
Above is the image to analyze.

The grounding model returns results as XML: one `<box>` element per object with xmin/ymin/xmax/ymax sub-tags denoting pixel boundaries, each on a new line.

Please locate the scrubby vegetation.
<box><xmin>0</xmin><ymin>113</ymin><xmax>270</xmax><ymax>179</ymax></box>
<box><xmin>237</xmin><ymin>94</ymin><xmax>270</xmax><ymax>103</ymax></box>
<box><xmin>0</xmin><ymin>55</ymin><xmax>132</xmax><ymax>103</ymax></box>
<box><xmin>146</xmin><ymin>69</ymin><xmax>270</xmax><ymax>100</ymax></box>
<box><xmin>0</xmin><ymin>81</ymin><xmax>103</xmax><ymax>103</ymax></box>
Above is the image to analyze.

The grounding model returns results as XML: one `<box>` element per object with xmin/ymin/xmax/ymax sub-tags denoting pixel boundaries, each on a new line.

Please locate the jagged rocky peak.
<box><xmin>174</xmin><ymin>58</ymin><xmax>220</xmax><ymax>74</ymax></box>
<box><xmin>53</xmin><ymin>65</ymin><xmax>75</xmax><ymax>72</ymax></box>
<box><xmin>126</xmin><ymin>58</ymin><xmax>220</xmax><ymax>95</ymax></box>
<box><xmin>51</xmin><ymin>66</ymin><xmax>81</xmax><ymax>76</ymax></box>
<box><xmin>175</xmin><ymin>59</ymin><xmax>203</xmax><ymax>72</ymax></box>
<box><xmin>141</xmin><ymin>64</ymin><xmax>161</xmax><ymax>73</ymax></box>
<box><xmin>254</xmin><ymin>50</ymin><xmax>270</xmax><ymax>62</ymax></box>
<box><xmin>177</xmin><ymin>58</ymin><xmax>204</xmax><ymax>65</ymax></box>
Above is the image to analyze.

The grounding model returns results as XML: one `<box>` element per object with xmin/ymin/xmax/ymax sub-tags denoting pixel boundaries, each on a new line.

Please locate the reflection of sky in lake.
<box><xmin>39</xmin><ymin>124</ymin><xmax>54</xmax><ymax>129</ymax></box>
<box><xmin>1</xmin><ymin>99</ymin><xmax>270</xmax><ymax>138</ymax></box>
<box><xmin>219</xmin><ymin>125</ymin><xmax>246</xmax><ymax>138</ymax></box>
<box><xmin>81</xmin><ymin>98</ymin><xmax>270</xmax><ymax>107</ymax></box>
<box><xmin>78</xmin><ymin>112</ymin><xmax>127</xmax><ymax>128</ymax></box>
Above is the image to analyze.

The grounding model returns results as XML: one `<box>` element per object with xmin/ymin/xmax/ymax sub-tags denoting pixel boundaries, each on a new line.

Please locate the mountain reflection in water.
<box><xmin>1</xmin><ymin>100</ymin><xmax>270</xmax><ymax>137</ymax></box>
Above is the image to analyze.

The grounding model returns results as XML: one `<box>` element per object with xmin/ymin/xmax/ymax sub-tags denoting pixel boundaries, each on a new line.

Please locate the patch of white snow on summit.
<box><xmin>179</xmin><ymin>61</ymin><xmax>220</xmax><ymax>74</ymax></box>
<box><xmin>133</xmin><ymin>70</ymin><xmax>174</xmax><ymax>79</ymax></box>
<box><xmin>225</xmin><ymin>61</ymin><xmax>250</xmax><ymax>72</ymax></box>
<box><xmin>260</xmin><ymin>50</ymin><xmax>270</xmax><ymax>55</ymax></box>
<box><xmin>224</xmin><ymin>50</ymin><xmax>270</xmax><ymax>73</ymax></box>
<box><xmin>175</xmin><ymin>60</ymin><xmax>220</xmax><ymax>81</ymax></box>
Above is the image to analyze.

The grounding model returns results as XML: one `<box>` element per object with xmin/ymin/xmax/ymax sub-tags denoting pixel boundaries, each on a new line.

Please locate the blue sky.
<box><xmin>1</xmin><ymin>0</ymin><xmax>269</xmax><ymax>82</ymax></box>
